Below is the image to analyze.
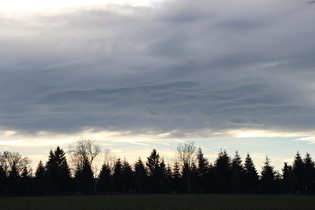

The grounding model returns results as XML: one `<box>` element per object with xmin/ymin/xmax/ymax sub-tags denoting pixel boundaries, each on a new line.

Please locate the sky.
<box><xmin>1</xmin><ymin>0</ymin><xmax>315</xmax><ymax>172</ymax></box>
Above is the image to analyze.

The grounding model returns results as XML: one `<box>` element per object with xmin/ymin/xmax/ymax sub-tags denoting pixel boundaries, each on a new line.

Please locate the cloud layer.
<box><xmin>1</xmin><ymin>0</ymin><xmax>315</xmax><ymax>139</ymax></box>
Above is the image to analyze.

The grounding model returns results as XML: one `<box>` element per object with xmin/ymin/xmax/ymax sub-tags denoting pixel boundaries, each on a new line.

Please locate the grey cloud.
<box><xmin>1</xmin><ymin>1</ymin><xmax>315</xmax><ymax>138</ymax></box>
<box><xmin>3</xmin><ymin>81</ymin><xmax>315</xmax><ymax>137</ymax></box>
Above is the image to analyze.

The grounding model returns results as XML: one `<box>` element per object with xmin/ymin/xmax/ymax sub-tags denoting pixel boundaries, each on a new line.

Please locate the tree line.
<box><xmin>0</xmin><ymin>139</ymin><xmax>314</xmax><ymax>196</ymax></box>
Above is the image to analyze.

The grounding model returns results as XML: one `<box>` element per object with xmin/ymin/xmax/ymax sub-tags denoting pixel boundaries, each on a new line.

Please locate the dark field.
<box><xmin>0</xmin><ymin>194</ymin><xmax>314</xmax><ymax>210</ymax></box>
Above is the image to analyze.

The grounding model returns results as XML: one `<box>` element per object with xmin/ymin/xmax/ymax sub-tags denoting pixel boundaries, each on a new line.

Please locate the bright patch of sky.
<box><xmin>0</xmin><ymin>0</ymin><xmax>164</xmax><ymax>13</ymax></box>
<box><xmin>0</xmin><ymin>127</ymin><xmax>313</xmax><ymax>172</ymax></box>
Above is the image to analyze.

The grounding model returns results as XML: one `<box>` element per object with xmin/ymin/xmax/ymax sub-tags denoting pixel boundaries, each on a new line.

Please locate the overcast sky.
<box><xmin>1</xmin><ymin>0</ymin><xmax>315</xmax><ymax>169</ymax></box>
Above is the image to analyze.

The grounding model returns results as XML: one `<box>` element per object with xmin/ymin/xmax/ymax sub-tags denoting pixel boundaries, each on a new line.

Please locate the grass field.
<box><xmin>0</xmin><ymin>194</ymin><xmax>314</xmax><ymax>210</ymax></box>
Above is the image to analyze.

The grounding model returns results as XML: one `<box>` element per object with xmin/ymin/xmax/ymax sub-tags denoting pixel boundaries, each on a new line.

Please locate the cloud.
<box><xmin>296</xmin><ymin>137</ymin><xmax>315</xmax><ymax>144</ymax></box>
<box><xmin>1</xmin><ymin>0</ymin><xmax>315</xmax><ymax>139</ymax></box>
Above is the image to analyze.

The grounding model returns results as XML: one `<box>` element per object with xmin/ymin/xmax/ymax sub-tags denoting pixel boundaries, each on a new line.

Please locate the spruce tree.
<box><xmin>97</xmin><ymin>163</ymin><xmax>112</xmax><ymax>194</ymax></box>
<box><xmin>45</xmin><ymin>146</ymin><xmax>71</xmax><ymax>195</ymax></box>
<box><xmin>173</xmin><ymin>161</ymin><xmax>182</xmax><ymax>193</ymax></box>
<box><xmin>157</xmin><ymin>159</ymin><xmax>167</xmax><ymax>193</ymax></box>
<box><xmin>214</xmin><ymin>150</ymin><xmax>231</xmax><ymax>193</ymax></box>
<box><xmin>20</xmin><ymin>166</ymin><xmax>32</xmax><ymax>195</ymax></box>
<box><xmin>35</xmin><ymin>160</ymin><xmax>46</xmax><ymax>195</ymax></box>
<box><xmin>196</xmin><ymin>148</ymin><xmax>208</xmax><ymax>192</ymax></box>
<box><xmin>292</xmin><ymin>152</ymin><xmax>305</xmax><ymax>193</ymax></box>
<box><xmin>8</xmin><ymin>162</ymin><xmax>20</xmax><ymax>196</ymax></box>
<box><xmin>243</xmin><ymin>153</ymin><xmax>258</xmax><ymax>193</ymax></box>
<box><xmin>282</xmin><ymin>162</ymin><xmax>294</xmax><ymax>194</ymax></box>
<box><xmin>303</xmin><ymin>153</ymin><xmax>314</xmax><ymax>194</ymax></box>
<box><xmin>146</xmin><ymin>149</ymin><xmax>161</xmax><ymax>193</ymax></box>
<box><xmin>121</xmin><ymin>159</ymin><xmax>133</xmax><ymax>194</ymax></box>
<box><xmin>113</xmin><ymin>158</ymin><xmax>123</xmax><ymax>193</ymax></box>
<box><xmin>75</xmin><ymin>158</ymin><xmax>94</xmax><ymax>194</ymax></box>
<box><xmin>261</xmin><ymin>156</ymin><xmax>276</xmax><ymax>193</ymax></box>
<box><xmin>134</xmin><ymin>158</ymin><xmax>148</xmax><ymax>193</ymax></box>
<box><xmin>230</xmin><ymin>151</ymin><xmax>244</xmax><ymax>193</ymax></box>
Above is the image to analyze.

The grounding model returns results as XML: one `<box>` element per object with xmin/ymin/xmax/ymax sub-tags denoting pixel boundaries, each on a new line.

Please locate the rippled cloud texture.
<box><xmin>1</xmin><ymin>0</ymin><xmax>315</xmax><ymax>141</ymax></box>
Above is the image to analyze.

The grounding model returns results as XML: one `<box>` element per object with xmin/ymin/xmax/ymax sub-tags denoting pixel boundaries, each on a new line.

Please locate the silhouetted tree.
<box><xmin>172</xmin><ymin>161</ymin><xmax>182</xmax><ymax>193</ymax></box>
<box><xmin>0</xmin><ymin>165</ymin><xmax>6</xmax><ymax>195</ymax></box>
<box><xmin>243</xmin><ymin>153</ymin><xmax>258</xmax><ymax>193</ymax></box>
<box><xmin>121</xmin><ymin>159</ymin><xmax>133</xmax><ymax>194</ymax></box>
<box><xmin>196</xmin><ymin>148</ymin><xmax>209</xmax><ymax>192</ymax></box>
<box><xmin>0</xmin><ymin>151</ymin><xmax>31</xmax><ymax>177</ymax></box>
<box><xmin>146</xmin><ymin>149</ymin><xmax>160</xmax><ymax>175</ymax></box>
<box><xmin>69</xmin><ymin>138</ymin><xmax>100</xmax><ymax>195</ymax></box>
<box><xmin>134</xmin><ymin>158</ymin><xmax>148</xmax><ymax>193</ymax></box>
<box><xmin>7</xmin><ymin>162</ymin><xmax>20</xmax><ymax>196</ymax></box>
<box><xmin>261</xmin><ymin>156</ymin><xmax>276</xmax><ymax>194</ymax></box>
<box><xmin>35</xmin><ymin>160</ymin><xmax>45</xmax><ymax>178</ymax></box>
<box><xmin>204</xmin><ymin>164</ymin><xmax>217</xmax><ymax>193</ymax></box>
<box><xmin>214</xmin><ymin>150</ymin><xmax>231</xmax><ymax>193</ymax></box>
<box><xmin>97</xmin><ymin>163</ymin><xmax>112</xmax><ymax>194</ymax></box>
<box><xmin>165</xmin><ymin>164</ymin><xmax>173</xmax><ymax>193</ymax></box>
<box><xmin>146</xmin><ymin>149</ymin><xmax>161</xmax><ymax>193</ymax></box>
<box><xmin>1</xmin><ymin>146</ymin><xmax>315</xmax><ymax>196</ymax></box>
<box><xmin>292</xmin><ymin>152</ymin><xmax>305</xmax><ymax>193</ymax></box>
<box><xmin>157</xmin><ymin>159</ymin><xmax>168</xmax><ymax>193</ymax></box>
<box><xmin>20</xmin><ymin>166</ymin><xmax>32</xmax><ymax>195</ymax></box>
<box><xmin>303</xmin><ymin>153</ymin><xmax>314</xmax><ymax>194</ymax></box>
<box><xmin>69</xmin><ymin>137</ymin><xmax>101</xmax><ymax>173</ymax></box>
<box><xmin>45</xmin><ymin>146</ymin><xmax>71</xmax><ymax>195</ymax></box>
<box><xmin>75</xmin><ymin>158</ymin><xmax>94</xmax><ymax>194</ymax></box>
<box><xmin>189</xmin><ymin>162</ymin><xmax>198</xmax><ymax>193</ymax></box>
<box><xmin>282</xmin><ymin>162</ymin><xmax>294</xmax><ymax>194</ymax></box>
<box><xmin>35</xmin><ymin>160</ymin><xmax>46</xmax><ymax>195</ymax></box>
<box><xmin>113</xmin><ymin>158</ymin><xmax>123</xmax><ymax>193</ymax></box>
<box><xmin>230</xmin><ymin>151</ymin><xmax>244</xmax><ymax>193</ymax></box>
<box><xmin>177</xmin><ymin>141</ymin><xmax>197</xmax><ymax>193</ymax></box>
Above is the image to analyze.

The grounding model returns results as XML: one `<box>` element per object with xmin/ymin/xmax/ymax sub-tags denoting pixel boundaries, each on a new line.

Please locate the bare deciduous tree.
<box><xmin>176</xmin><ymin>141</ymin><xmax>197</xmax><ymax>193</ymax></box>
<box><xmin>176</xmin><ymin>141</ymin><xmax>197</xmax><ymax>168</ymax></box>
<box><xmin>0</xmin><ymin>151</ymin><xmax>31</xmax><ymax>176</ymax></box>
<box><xmin>69</xmin><ymin>137</ymin><xmax>101</xmax><ymax>169</ymax></box>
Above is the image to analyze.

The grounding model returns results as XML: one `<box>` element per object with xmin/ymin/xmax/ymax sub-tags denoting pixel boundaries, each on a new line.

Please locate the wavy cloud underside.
<box><xmin>1</xmin><ymin>0</ymin><xmax>315</xmax><ymax>139</ymax></box>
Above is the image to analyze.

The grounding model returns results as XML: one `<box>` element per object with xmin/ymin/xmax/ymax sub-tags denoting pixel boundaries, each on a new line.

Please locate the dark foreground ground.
<box><xmin>0</xmin><ymin>194</ymin><xmax>314</xmax><ymax>210</ymax></box>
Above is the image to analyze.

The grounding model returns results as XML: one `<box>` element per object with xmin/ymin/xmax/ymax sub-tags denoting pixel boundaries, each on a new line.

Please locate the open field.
<box><xmin>0</xmin><ymin>194</ymin><xmax>314</xmax><ymax>210</ymax></box>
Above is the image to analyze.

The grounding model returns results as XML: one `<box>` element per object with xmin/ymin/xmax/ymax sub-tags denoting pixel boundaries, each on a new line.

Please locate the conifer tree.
<box><xmin>121</xmin><ymin>159</ymin><xmax>133</xmax><ymax>194</ymax></box>
<box><xmin>303</xmin><ymin>153</ymin><xmax>314</xmax><ymax>194</ymax></box>
<box><xmin>292</xmin><ymin>152</ymin><xmax>305</xmax><ymax>193</ymax></box>
<box><xmin>196</xmin><ymin>148</ymin><xmax>208</xmax><ymax>192</ymax></box>
<box><xmin>75</xmin><ymin>158</ymin><xmax>94</xmax><ymax>194</ymax></box>
<box><xmin>35</xmin><ymin>160</ymin><xmax>46</xmax><ymax>195</ymax></box>
<box><xmin>230</xmin><ymin>151</ymin><xmax>244</xmax><ymax>193</ymax></box>
<box><xmin>197</xmin><ymin>148</ymin><xmax>209</xmax><ymax>176</ymax></box>
<box><xmin>261</xmin><ymin>156</ymin><xmax>276</xmax><ymax>193</ymax></box>
<box><xmin>165</xmin><ymin>164</ymin><xmax>173</xmax><ymax>193</ymax></box>
<box><xmin>214</xmin><ymin>150</ymin><xmax>231</xmax><ymax>193</ymax></box>
<box><xmin>7</xmin><ymin>162</ymin><xmax>20</xmax><ymax>196</ymax></box>
<box><xmin>97</xmin><ymin>163</ymin><xmax>112</xmax><ymax>194</ymax></box>
<box><xmin>20</xmin><ymin>166</ymin><xmax>32</xmax><ymax>195</ymax></box>
<box><xmin>282</xmin><ymin>162</ymin><xmax>294</xmax><ymax>194</ymax></box>
<box><xmin>146</xmin><ymin>149</ymin><xmax>161</xmax><ymax>193</ymax></box>
<box><xmin>157</xmin><ymin>159</ymin><xmax>167</xmax><ymax>193</ymax></box>
<box><xmin>134</xmin><ymin>158</ymin><xmax>148</xmax><ymax>193</ymax></box>
<box><xmin>243</xmin><ymin>153</ymin><xmax>258</xmax><ymax>193</ymax></box>
<box><xmin>113</xmin><ymin>158</ymin><xmax>123</xmax><ymax>193</ymax></box>
<box><xmin>45</xmin><ymin>146</ymin><xmax>71</xmax><ymax>195</ymax></box>
<box><xmin>172</xmin><ymin>161</ymin><xmax>182</xmax><ymax>193</ymax></box>
<box><xmin>146</xmin><ymin>149</ymin><xmax>160</xmax><ymax>176</ymax></box>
